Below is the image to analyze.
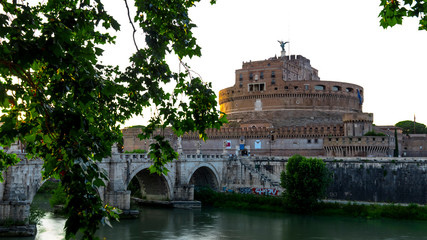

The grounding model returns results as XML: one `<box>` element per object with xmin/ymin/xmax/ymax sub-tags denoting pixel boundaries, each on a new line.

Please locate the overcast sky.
<box><xmin>102</xmin><ymin>0</ymin><xmax>427</xmax><ymax>127</ymax></box>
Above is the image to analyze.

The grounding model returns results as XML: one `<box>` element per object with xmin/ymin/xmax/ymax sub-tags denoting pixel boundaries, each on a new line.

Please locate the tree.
<box><xmin>394</xmin><ymin>128</ymin><xmax>399</xmax><ymax>157</ymax></box>
<box><xmin>379</xmin><ymin>0</ymin><xmax>427</xmax><ymax>31</ymax></box>
<box><xmin>0</xmin><ymin>0</ymin><xmax>223</xmax><ymax>239</ymax></box>
<box><xmin>280</xmin><ymin>155</ymin><xmax>331</xmax><ymax>212</ymax></box>
<box><xmin>395</xmin><ymin>120</ymin><xmax>427</xmax><ymax>134</ymax></box>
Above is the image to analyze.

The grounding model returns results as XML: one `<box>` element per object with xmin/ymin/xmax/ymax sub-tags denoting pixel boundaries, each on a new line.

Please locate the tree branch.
<box><xmin>124</xmin><ymin>0</ymin><xmax>139</xmax><ymax>51</ymax></box>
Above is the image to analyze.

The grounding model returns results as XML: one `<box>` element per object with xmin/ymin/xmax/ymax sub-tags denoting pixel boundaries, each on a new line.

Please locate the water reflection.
<box><xmin>8</xmin><ymin>194</ymin><xmax>427</xmax><ymax>240</ymax></box>
<box><xmin>95</xmin><ymin>208</ymin><xmax>427</xmax><ymax>240</ymax></box>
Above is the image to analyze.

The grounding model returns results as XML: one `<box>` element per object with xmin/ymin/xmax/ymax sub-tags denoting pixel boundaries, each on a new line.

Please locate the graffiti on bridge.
<box><xmin>238</xmin><ymin>187</ymin><xmax>279</xmax><ymax>196</ymax></box>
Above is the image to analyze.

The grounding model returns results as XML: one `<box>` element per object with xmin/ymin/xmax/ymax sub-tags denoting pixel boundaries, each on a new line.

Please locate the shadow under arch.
<box><xmin>189</xmin><ymin>166</ymin><xmax>219</xmax><ymax>191</ymax></box>
<box><xmin>128</xmin><ymin>168</ymin><xmax>171</xmax><ymax>201</ymax></box>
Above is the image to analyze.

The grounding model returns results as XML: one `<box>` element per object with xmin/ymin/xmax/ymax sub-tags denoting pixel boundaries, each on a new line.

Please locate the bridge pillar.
<box><xmin>101</xmin><ymin>153</ymin><xmax>131</xmax><ymax>210</ymax></box>
<box><xmin>173</xmin><ymin>184</ymin><xmax>194</xmax><ymax>201</ymax></box>
<box><xmin>0</xmin><ymin>201</ymin><xmax>30</xmax><ymax>224</ymax></box>
<box><xmin>104</xmin><ymin>190</ymin><xmax>131</xmax><ymax>210</ymax></box>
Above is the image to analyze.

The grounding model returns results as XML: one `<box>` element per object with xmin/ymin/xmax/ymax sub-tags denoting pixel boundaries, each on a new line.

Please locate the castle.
<box><xmin>124</xmin><ymin>48</ymin><xmax>425</xmax><ymax>158</ymax></box>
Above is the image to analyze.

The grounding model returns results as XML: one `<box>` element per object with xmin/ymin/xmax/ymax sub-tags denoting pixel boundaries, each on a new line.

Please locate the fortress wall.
<box><xmin>326</xmin><ymin>159</ymin><xmax>427</xmax><ymax>204</ymax></box>
<box><xmin>224</xmin><ymin>157</ymin><xmax>427</xmax><ymax>204</ymax></box>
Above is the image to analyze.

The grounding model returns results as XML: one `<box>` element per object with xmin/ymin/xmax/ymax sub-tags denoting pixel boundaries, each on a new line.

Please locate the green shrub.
<box><xmin>194</xmin><ymin>187</ymin><xmax>284</xmax><ymax>211</ymax></box>
<box><xmin>281</xmin><ymin>154</ymin><xmax>331</xmax><ymax>212</ymax></box>
<box><xmin>29</xmin><ymin>205</ymin><xmax>46</xmax><ymax>225</ymax></box>
<box><xmin>364</xmin><ymin>131</ymin><xmax>386</xmax><ymax>136</ymax></box>
<box><xmin>49</xmin><ymin>182</ymin><xmax>67</xmax><ymax>207</ymax></box>
<box><xmin>128</xmin><ymin>177</ymin><xmax>142</xmax><ymax>198</ymax></box>
<box><xmin>38</xmin><ymin>179</ymin><xmax>60</xmax><ymax>193</ymax></box>
<box><xmin>125</xmin><ymin>149</ymin><xmax>147</xmax><ymax>154</ymax></box>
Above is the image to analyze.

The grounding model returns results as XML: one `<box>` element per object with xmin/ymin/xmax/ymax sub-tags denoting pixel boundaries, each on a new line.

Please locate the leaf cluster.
<box><xmin>379</xmin><ymin>0</ymin><xmax>427</xmax><ymax>30</ymax></box>
<box><xmin>0</xmin><ymin>0</ymin><xmax>223</xmax><ymax>239</ymax></box>
<box><xmin>364</xmin><ymin>131</ymin><xmax>386</xmax><ymax>136</ymax></box>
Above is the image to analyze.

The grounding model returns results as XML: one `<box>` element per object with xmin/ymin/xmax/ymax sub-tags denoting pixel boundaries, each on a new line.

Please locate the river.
<box><xmin>12</xmin><ymin>194</ymin><xmax>427</xmax><ymax>240</ymax></box>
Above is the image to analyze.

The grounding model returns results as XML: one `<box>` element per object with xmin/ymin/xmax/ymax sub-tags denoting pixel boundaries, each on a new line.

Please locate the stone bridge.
<box><xmin>4</xmin><ymin>146</ymin><xmax>427</xmax><ymax>236</ymax></box>
<box><xmin>0</xmin><ymin>149</ymin><xmax>238</xmax><ymax>227</ymax></box>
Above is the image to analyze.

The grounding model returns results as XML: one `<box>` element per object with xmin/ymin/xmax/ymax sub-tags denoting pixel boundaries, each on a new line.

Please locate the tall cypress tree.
<box><xmin>394</xmin><ymin>128</ymin><xmax>399</xmax><ymax>157</ymax></box>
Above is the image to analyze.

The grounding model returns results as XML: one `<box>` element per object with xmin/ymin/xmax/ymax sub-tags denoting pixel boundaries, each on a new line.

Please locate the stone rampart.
<box><xmin>222</xmin><ymin>156</ymin><xmax>427</xmax><ymax>204</ymax></box>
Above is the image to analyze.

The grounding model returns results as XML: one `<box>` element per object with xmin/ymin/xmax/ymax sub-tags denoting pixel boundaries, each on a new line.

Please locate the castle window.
<box><xmin>305</xmin><ymin>84</ymin><xmax>310</xmax><ymax>90</ymax></box>
<box><xmin>271</xmin><ymin>79</ymin><xmax>276</xmax><ymax>85</ymax></box>
<box><xmin>271</xmin><ymin>71</ymin><xmax>276</xmax><ymax>78</ymax></box>
<box><xmin>274</xmin><ymin>87</ymin><xmax>278</xmax><ymax>90</ymax></box>
<box><xmin>284</xmin><ymin>86</ymin><xmax>289</xmax><ymax>90</ymax></box>
<box><xmin>332</xmin><ymin>86</ymin><xmax>341</xmax><ymax>91</ymax></box>
<box><xmin>307</xmin><ymin>139</ymin><xmax>311</xmax><ymax>144</ymax></box>
<box><xmin>260</xmin><ymin>72</ymin><xmax>264</xmax><ymax>79</ymax></box>
<box><xmin>248</xmin><ymin>83</ymin><xmax>265</xmax><ymax>92</ymax></box>
<box><xmin>315</xmin><ymin>85</ymin><xmax>325</xmax><ymax>91</ymax></box>
<box><xmin>314</xmin><ymin>139</ymin><xmax>318</xmax><ymax>143</ymax></box>
<box><xmin>346</xmin><ymin>87</ymin><xmax>354</xmax><ymax>92</ymax></box>
<box><xmin>239</xmin><ymin>82</ymin><xmax>243</xmax><ymax>88</ymax></box>
<box><xmin>294</xmin><ymin>86</ymin><xmax>299</xmax><ymax>90</ymax></box>
<box><xmin>239</xmin><ymin>73</ymin><xmax>243</xmax><ymax>81</ymax></box>
<box><xmin>249</xmin><ymin>73</ymin><xmax>254</xmax><ymax>80</ymax></box>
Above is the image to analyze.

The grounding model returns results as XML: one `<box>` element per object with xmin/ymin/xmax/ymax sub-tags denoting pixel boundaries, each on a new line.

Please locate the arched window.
<box><xmin>315</xmin><ymin>85</ymin><xmax>325</xmax><ymax>90</ymax></box>
<box><xmin>332</xmin><ymin>86</ymin><xmax>341</xmax><ymax>91</ymax></box>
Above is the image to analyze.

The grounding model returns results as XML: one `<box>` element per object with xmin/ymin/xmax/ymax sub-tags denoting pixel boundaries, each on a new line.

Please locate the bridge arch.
<box><xmin>128</xmin><ymin>166</ymin><xmax>173</xmax><ymax>201</ymax></box>
<box><xmin>187</xmin><ymin>163</ymin><xmax>220</xmax><ymax>191</ymax></box>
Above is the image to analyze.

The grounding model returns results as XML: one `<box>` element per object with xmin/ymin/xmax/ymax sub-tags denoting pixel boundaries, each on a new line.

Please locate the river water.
<box><xmin>13</xmin><ymin>194</ymin><xmax>427</xmax><ymax>240</ymax></box>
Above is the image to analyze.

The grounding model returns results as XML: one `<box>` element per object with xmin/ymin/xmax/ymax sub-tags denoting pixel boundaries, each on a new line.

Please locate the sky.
<box><xmin>101</xmin><ymin>0</ymin><xmax>427</xmax><ymax>127</ymax></box>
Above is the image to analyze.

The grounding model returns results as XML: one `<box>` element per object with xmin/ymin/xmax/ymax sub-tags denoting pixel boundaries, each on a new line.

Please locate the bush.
<box><xmin>194</xmin><ymin>187</ymin><xmax>284</xmax><ymax>211</ymax></box>
<box><xmin>125</xmin><ymin>149</ymin><xmax>147</xmax><ymax>154</ymax></box>
<box><xmin>49</xmin><ymin>182</ymin><xmax>67</xmax><ymax>207</ymax></box>
<box><xmin>38</xmin><ymin>179</ymin><xmax>60</xmax><ymax>193</ymax></box>
<box><xmin>364</xmin><ymin>131</ymin><xmax>386</xmax><ymax>136</ymax></box>
<box><xmin>281</xmin><ymin>155</ymin><xmax>331</xmax><ymax>212</ymax></box>
<box><xmin>29</xmin><ymin>205</ymin><xmax>46</xmax><ymax>225</ymax></box>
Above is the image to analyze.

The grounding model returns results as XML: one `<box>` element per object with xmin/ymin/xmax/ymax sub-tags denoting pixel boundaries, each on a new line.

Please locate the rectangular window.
<box><xmin>239</xmin><ymin>73</ymin><xmax>243</xmax><ymax>81</ymax></box>
<box><xmin>271</xmin><ymin>71</ymin><xmax>276</xmax><ymax>78</ymax></box>
<box><xmin>248</xmin><ymin>83</ymin><xmax>265</xmax><ymax>92</ymax></box>
<box><xmin>260</xmin><ymin>72</ymin><xmax>264</xmax><ymax>79</ymax></box>
<box><xmin>249</xmin><ymin>73</ymin><xmax>254</xmax><ymax>80</ymax></box>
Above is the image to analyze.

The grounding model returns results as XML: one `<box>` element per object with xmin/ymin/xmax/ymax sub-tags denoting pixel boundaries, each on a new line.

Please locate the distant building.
<box><xmin>124</xmin><ymin>50</ymin><xmax>424</xmax><ymax>158</ymax></box>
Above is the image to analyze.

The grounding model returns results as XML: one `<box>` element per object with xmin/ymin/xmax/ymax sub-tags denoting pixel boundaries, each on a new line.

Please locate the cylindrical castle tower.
<box><xmin>219</xmin><ymin>55</ymin><xmax>364</xmax><ymax>128</ymax></box>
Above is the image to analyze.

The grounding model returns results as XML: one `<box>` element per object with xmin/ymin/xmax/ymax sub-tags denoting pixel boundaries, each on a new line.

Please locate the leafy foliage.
<box><xmin>281</xmin><ymin>155</ymin><xmax>331</xmax><ymax>212</ymax></box>
<box><xmin>49</xmin><ymin>182</ymin><xmax>67</xmax><ymax>207</ymax></box>
<box><xmin>379</xmin><ymin>0</ymin><xmax>427</xmax><ymax>31</ymax></box>
<box><xmin>29</xmin><ymin>205</ymin><xmax>46</xmax><ymax>226</ymax></box>
<box><xmin>364</xmin><ymin>131</ymin><xmax>386</xmax><ymax>136</ymax></box>
<box><xmin>395</xmin><ymin>120</ymin><xmax>427</xmax><ymax>134</ymax></box>
<box><xmin>0</xmin><ymin>0</ymin><xmax>224</xmax><ymax>239</ymax></box>
<box><xmin>194</xmin><ymin>187</ymin><xmax>284</xmax><ymax>211</ymax></box>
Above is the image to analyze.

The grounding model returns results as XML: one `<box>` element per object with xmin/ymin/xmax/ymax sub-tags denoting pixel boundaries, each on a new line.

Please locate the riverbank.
<box><xmin>195</xmin><ymin>188</ymin><xmax>427</xmax><ymax>221</ymax></box>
